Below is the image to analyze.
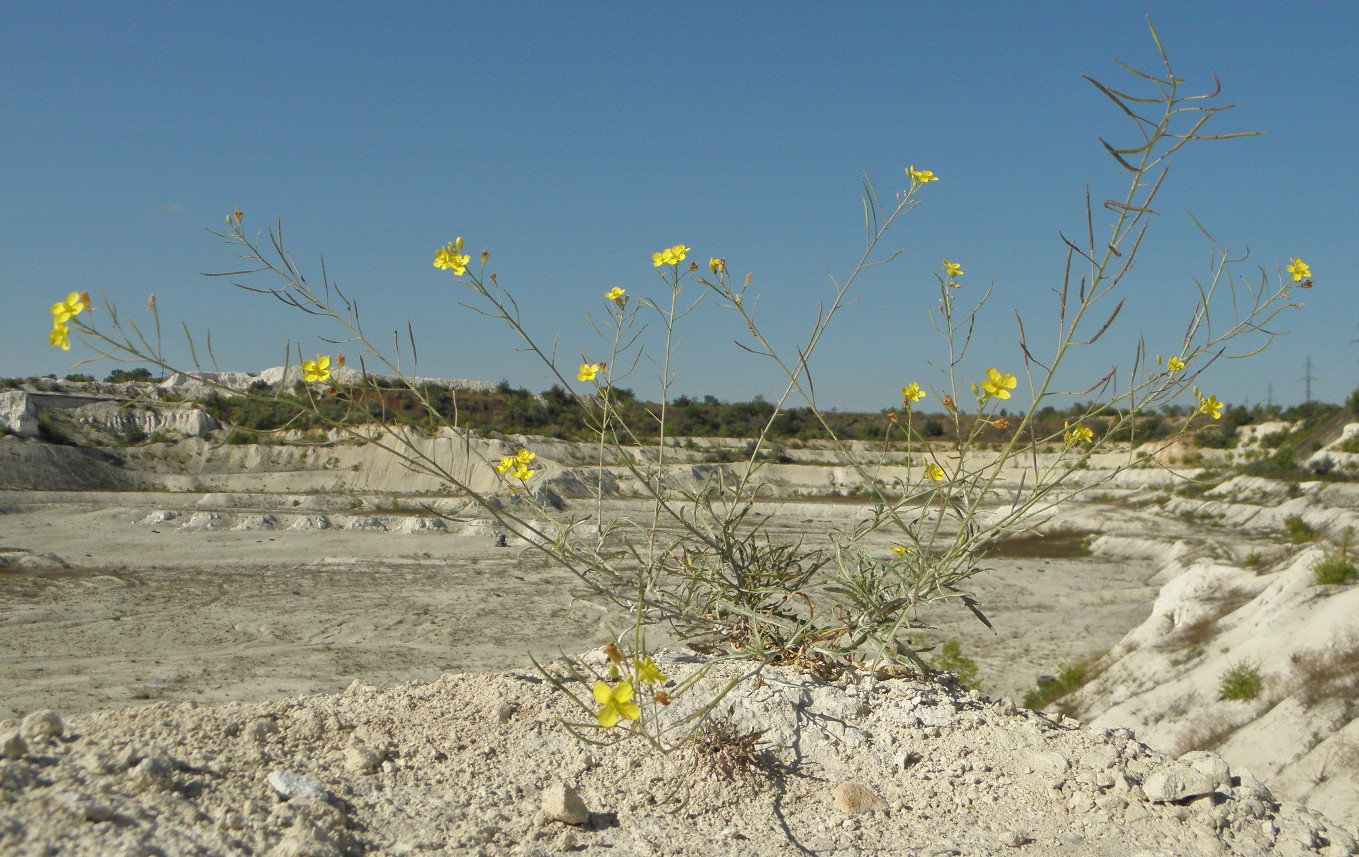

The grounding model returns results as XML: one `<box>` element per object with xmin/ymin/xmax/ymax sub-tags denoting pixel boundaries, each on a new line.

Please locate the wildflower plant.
<box><xmin>48</xmin><ymin>23</ymin><xmax>1308</xmax><ymax>751</ymax></box>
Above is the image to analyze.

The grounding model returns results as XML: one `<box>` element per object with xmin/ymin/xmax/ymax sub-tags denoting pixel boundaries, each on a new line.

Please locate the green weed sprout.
<box><xmin>48</xmin><ymin>22</ymin><xmax>1308</xmax><ymax>751</ymax></box>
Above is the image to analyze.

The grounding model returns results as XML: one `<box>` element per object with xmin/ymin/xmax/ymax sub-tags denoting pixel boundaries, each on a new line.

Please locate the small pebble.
<box><xmin>267</xmin><ymin>770</ymin><xmax>332</xmax><ymax>802</ymax></box>
<box><xmin>541</xmin><ymin>781</ymin><xmax>589</xmax><ymax>825</ymax></box>
<box><xmin>832</xmin><ymin>782</ymin><xmax>883</xmax><ymax>814</ymax></box>
<box><xmin>343</xmin><ymin>745</ymin><xmax>383</xmax><ymax>775</ymax></box>
<box><xmin>998</xmin><ymin>829</ymin><xmax>1030</xmax><ymax>847</ymax></box>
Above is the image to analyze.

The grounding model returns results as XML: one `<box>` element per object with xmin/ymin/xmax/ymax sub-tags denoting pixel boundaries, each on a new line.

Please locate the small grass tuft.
<box><xmin>1218</xmin><ymin>661</ymin><xmax>1263</xmax><ymax>701</ymax></box>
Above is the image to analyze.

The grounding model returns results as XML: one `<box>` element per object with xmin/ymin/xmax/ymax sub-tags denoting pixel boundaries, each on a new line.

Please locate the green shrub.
<box><xmin>104</xmin><ymin>367</ymin><xmax>154</xmax><ymax>383</ymax></box>
<box><xmin>1259</xmin><ymin>430</ymin><xmax>1289</xmax><ymax>449</ymax></box>
<box><xmin>1242</xmin><ymin>551</ymin><xmax>1262</xmax><ymax>569</ymax></box>
<box><xmin>1023</xmin><ymin>662</ymin><xmax>1089</xmax><ymax>710</ymax></box>
<box><xmin>1218</xmin><ymin>662</ymin><xmax>1263</xmax><ymax>701</ymax></box>
<box><xmin>930</xmin><ymin>639</ymin><xmax>980</xmax><ymax>690</ymax></box>
<box><xmin>1313</xmin><ymin>554</ymin><xmax>1358</xmax><ymax>586</ymax></box>
<box><xmin>1285</xmin><ymin>515</ymin><xmax>1315</xmax><ymax>544</ymax></box>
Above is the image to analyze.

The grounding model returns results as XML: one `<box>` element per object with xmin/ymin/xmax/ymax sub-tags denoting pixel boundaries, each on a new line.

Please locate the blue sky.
<box><xmin>4</xmin><ymin>1</ymin><xmax>1355</xmax><ymax>411</ymax></box>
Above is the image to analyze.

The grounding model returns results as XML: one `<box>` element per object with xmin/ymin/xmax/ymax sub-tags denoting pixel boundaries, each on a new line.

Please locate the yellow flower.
<box><xmin>511</xmin><ymin>462</ymin><xmax>535</xmax><ymax>483</ymax></box>
<box><xmin>994</xmin><ymin>418</ymin><xmax>1010</xmax><ymax>430</ymax></box>
<box><xmin>1065</xmin><ymin>422</ymin><xmax>1094</xmax><ymax>444</ymax></box>
<box><xmin>924</xmin><ymin>463</ymin><xmax>945</xmax><ymax>482</ymax></box>
<box><xmin>651</xmin><ymin>244</ymin><xmax>691</xmax><ymax>267</ymax></box>
<box><xmin>891</xmin><ymin>544</ymin><xmax>910</xmax><ymax>558</ymax></box>
<box><xmin>434</xmin><ymin>238</ymin><xmax>471</xmax><ymax>275</ymax></box>
<box><xmin>709</xmin><ymin>257</ymin><xmax>726</xmax><ymax>275</ymax></box>
<box><xmin>901</xmin><ymin>382</ymin><xmax>926</xmax><ymax>406</ymax></box>
<box><xmin>51</xmin><ymin>292</ymin><xmax>87</xmax><ymax>325</ymax></box>
<box><xmin>1286</xmin><ymin>258</ymin><xmax>1311</xmax><ymax>283</ymax></box>
<box><xmin>1196</xmin><ymin>391</ymin><xmax>1224</xmax><ymax>420</ymax></box>
<box><xmin>578</xmin><ymin>363</ymin><xmax>600</xmax><ymax>383</ymax></box>
<box><xmin>495</xmin><ymin>455</ymin><xmax>515</xmax><ymax>474</ymax></box>
<box><xmin>49</xmin><ymin>323</ymin><xmax>71</xmax><ymax>351</ymax></box>
<box><xmin>943</xmin><ymin>260</ymin><xmax>964</xmax><ymax>279</ymax></box>
<box><xmin>605</xmin><ymin>287</ymin><xmax>627</xmax><ymax>306</ymax></box>
<box><xmin>635</xmin><ymin>657</ymin><xmax>666</xmax><ymax>686</ymax></box>
<box><xmin>515</xmin><ymin>449</ymin><xmax>536</xmax><ymax>466</ymax></box>
<box><xmin>980</xmin><ymin>368</ymin><xmax>1017</xmax><ymax>400</ymax></box>
<box><xmin>907</xmin><ymin>166</ymin><xmax>938</xmax><ymax>184</ymax></box>
<box><xmin>593</xmin><ymin>680</ymin><xmax>641</xmax><ymax>728</ymax></box>
<box><xmin>1167</xmin><ymin>356</ymin><xmax>1186</xmax><ymax>374</ymax></box>
<box><xmin>301</xmin><ymin>355</ymin><xmax>332</xmax><ymax>384</ymax></box>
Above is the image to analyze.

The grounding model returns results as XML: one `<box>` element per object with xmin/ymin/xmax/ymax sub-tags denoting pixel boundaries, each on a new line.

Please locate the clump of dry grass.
<box><xmin>1161</xmin><ymin>588</ymin><xmax>1255</xmax><ymax>653</ymax></box>
<box><xmin>688</xmin><ymin>718</ymin><xmax>772</xmax><ymax>781</ymax></box>
<box><xmin>1291</xmin><ymin>633</ymin><xmax>1359</xmax><ymax>717</ymax></box>
<box><xmin>1173</xmin><ymin>714</ymin><xmax>1247</xmax><ymax>756</ymax></box>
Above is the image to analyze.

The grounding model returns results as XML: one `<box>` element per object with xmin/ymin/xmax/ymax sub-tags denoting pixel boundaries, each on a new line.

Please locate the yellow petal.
<box><xmin>597</xmin><ymin>704</ymin><xmax>619</xmax><ymax>729</ymax></box>
<box><xmin>619</xmin><ymin>700</ymin><xmax>641</xmax><ymax>722</ymax></box>
<box><xmin>593</xmin><ymin>681</ymin><xmax>613</xmax><ymax>706</ymax></box>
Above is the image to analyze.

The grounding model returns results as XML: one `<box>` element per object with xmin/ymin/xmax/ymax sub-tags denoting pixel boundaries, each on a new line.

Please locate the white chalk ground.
<box><xmin>2</xmin><ymin>423</ymin><xmax>1358</xmax><ymax>854</ymax></box>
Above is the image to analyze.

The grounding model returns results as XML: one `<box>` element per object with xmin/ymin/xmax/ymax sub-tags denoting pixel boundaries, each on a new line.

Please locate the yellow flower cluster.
<box><xmin>1065</xmin><ymin>422</ymin><xmax>1094</xmax><ymax>444</ymax></box>
<box><xmin>605</xmin><ymin>287</ymin><xmax>627</xmax><ymax>307</ymax></box>
<box><xmin>302</xmin><ymin>355</ymin><xmax>332</xmax><ymax>384</ymax></box>
<box><xmin>924</xmin><ymin>463</ymin><xmax>945</xmax><ymax>482</ymax></box>
<box><xmin>434</xmin><ymin>238</ymin><xmax>471</xmax><ymax>275</ymax></box>
<box><xmin>495</xmin><ymin>448</ymin><xmax>537</xmax><ymax>483</ymax></box>
<box><xmin>901</xmin><ymin>382</ymin><xmax>926</xmax><ymax>407</ymax></box>
<box><xmin>593</xmin><ymin>653</ymin><xmax>667</xmax><ymax>728</ymax></box>
<box><xmin>48</xmin><ymin>292</ymin><xmax>88</xmax><ymax>351</ymax></box>
<box><xmin>651</xmin><ymin>244</ymin><xmax>690</xmax><ymax>268</ymax></box>
<box><xmin>578</xmin><ymin>363</ymin><xmax>600</xmax><ymax>383</ymax></box>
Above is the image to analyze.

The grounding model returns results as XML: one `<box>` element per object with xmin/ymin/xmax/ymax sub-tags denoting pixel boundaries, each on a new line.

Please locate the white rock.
<box><xmin>20</xmin><ymin>710</ymin><xmax>64</xmax><ymax>742</ymax></box>
<box><xmin>53</xmin><ymin>792</ymin><xmax>115</xmax><ymax>822</ymax></box>
<box><xmin>541</xmin><ymin>781</ymin><xmax>589</xmax><ymax>825</ymax></box>
<box><xmin>1143</xmin><ymin>765</ymin><xmax>1218</xmax><ymax>803</ymax></box>
<box><xmin>832</xmin><ymin>782</ymin><xmax>883</xmax><ymax>814</ymax></box>
<box><xmin>129</xmin><ymin>756</ymin><xmax>176</xmax><ymax>793</ymax></box>
<box><xmin>343</xmin><ymin>745</ymin><xmax>383</xmax><ymax>775</ymax></box>
<box><xmin>0</xmin><ymin>391</ymin><xmax>38</xmax><ymax>437</ymax></box>
<box><xmin>1180</xmin><ymin>750</ymin><xmax>1232</xmax><ymax>791</ymax></box>
<box><xmin>268</xmin><ymin>770</ymin><xmax>332</xmax><ymax>802</ymax></box>
<box><xmin>998</xmin><ymin>830</ymin><xmax>1030</xmax><ymax>847</ymax></box>
<box><xmin>0</xmin><ymin>729</ymin><xmax>26</xmax><ymax>758</ymax></box>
